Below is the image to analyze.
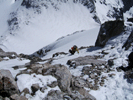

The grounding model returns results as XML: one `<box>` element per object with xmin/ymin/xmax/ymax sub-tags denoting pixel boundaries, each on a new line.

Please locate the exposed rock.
<box><xmin>122</xmin><ymin>0</ymin><xmax>133</xmax><ymax>12</ymax></box>
<box><xmin>43</xmin><ymin>64</ymin><xmax>72</xmax><ymax>93</ymax></box>
<box><xmin>47</xmin><ymin>81</ymin><xmax>58</xmax><ymax>88</ymax></box>
<box><xmin>10</xmin><ymin>94</ymin><xmax>28</xmax><ymax>100</ymax></box>
<box><xmin>0</xmin><ymin>48</ymin><xmax>4</xmax><ymax>52</ymax></box>
<box><xmin>90</xmin><ymin>73</ymin><xmax>96</xmax><ymax>79</ymax></box>
<box><xmin>124</xmin><ymin>70</ymin><xmax>133</xmax><ymax>83</ymax></box>
<box><xmin>122</xmin><ymin>30</ymin><xmax>133</xmax><ymax>50</ymax></box>
<box><xmin>43</xmin><ymin>90</ymin><xmax>63</xmax><ymax>100</ymax></box>
<box><xmin>67</xmin><ymin>55</ymin><xmax>106</xmax><ymax>68</ymax></box>
<box><xmin>31</xmin><ymin>83</ymin><xmax>40</xmax><ymax>95</ymax></box>
<box><xmin>19</xmin><ymin>53</ymin><xmax>42</xmax><ymax>63</ymax></box>
<box><xmin>21</xmin><ymin>88</ymin><xmax>30</xmax><ymax>96</ymax></box>
<box><xmin>95</xmin><ymin>20</ymin><xmax>124</xmax><ymax>47</ymax></box>
<box><xmin>0</xmin><ymin>70</ymin><xmax>19</xmax><ymax>97</ymax></box>
<box><xmin>0</xmin><ymin>51</ymin><xmax>17</xmax><ymax>59</ymax></box>
<box><xmin>127</xmin><ymin>18</ymin><xmax>133</xmax><ymax>23</ymax></box>
<box><xmin>72</xmin><ymin>77</ymin><xmax>86</xmax><ymax>89</ymax></box>
<box><xmin>77</xmin><ymin>88</ymin><xmax>96</xmax><ymax>100</ymax></box>
<box><xmin>108</xmin><ymin>59</ymin><xmax>114</xmax><ymax>67</ymax></box>
<box><xmin>52</xmin><ymin>52</ymin><xmax>68</xmax><ymax>58</ymax></box>
<box><xmin>29</xmin><ymin>64</ymin><xmax>43</xmax><ymax>74</ymax></box>
<box><xmin>40</xmin><ymin>86</ymin><xmax>47</xmax><ymax>93</ymax></box>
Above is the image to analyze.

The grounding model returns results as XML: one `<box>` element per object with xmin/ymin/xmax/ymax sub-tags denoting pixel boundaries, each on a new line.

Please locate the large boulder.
<box><xmin>43</xmin><ymin>64</ymin><xmax>72</xmax><ymax>93</ymax></box>
<box><xmin>122</xmin><ymin>30</ymin><xmax>133</xmax><ymax>50</ymax></box>
<box><xmin>0</xmin><ymin>70</ymin><xmax>19</xmax><ymax>97</ymax></box>
<box><xmin>95</xmin><ymin>20</ymin><xmax>124</xmax><ymax>47</ymax></box>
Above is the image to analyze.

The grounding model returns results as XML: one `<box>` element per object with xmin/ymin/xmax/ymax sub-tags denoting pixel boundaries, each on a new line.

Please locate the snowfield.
<box><xmin>0</xmin><ymin>0</ymin><xmax>133</xmax><ymax>100</ymax></box>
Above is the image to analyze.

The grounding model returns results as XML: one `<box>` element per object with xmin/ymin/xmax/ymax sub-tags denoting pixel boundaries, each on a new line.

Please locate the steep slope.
<box><xmin>0</xmin><ymin>0</ymin><xmax>126</xmax><ymax>55</ymax></box>
<box><xmin>0</xmin><ymin>0</ymin><xmax>99</xmax><ymax>54</ymax></box>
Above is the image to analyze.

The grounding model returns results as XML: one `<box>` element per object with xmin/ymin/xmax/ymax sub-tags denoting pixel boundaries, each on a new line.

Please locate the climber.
<box><xmin>69</xmin><ymin>45</ymin><xmax>79</xmax><ymax>55</ymax></box>
<box><xmin>119</xmin><ymin>51</ymin><xmax>133</xmax><ymax>71</ymax></box>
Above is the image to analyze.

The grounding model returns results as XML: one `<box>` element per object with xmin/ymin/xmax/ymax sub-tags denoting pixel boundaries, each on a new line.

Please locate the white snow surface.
<box><xmin>0</xmin><ymin>0</ymin><xmax>133</xmax><ymax>100</ymax></box>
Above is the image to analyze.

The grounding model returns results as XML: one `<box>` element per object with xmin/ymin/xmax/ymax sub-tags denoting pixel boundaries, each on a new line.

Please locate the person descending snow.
<box><xmin>69</xmin><ymin>45</ymin><xmax>79</xmax><ymax>55</ymax></box>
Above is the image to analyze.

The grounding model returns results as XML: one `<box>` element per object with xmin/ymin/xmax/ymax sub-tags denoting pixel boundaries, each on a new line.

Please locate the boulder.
<box><xmin>43</xmin><ymin>90</ymin><xmax>63</xmax><ymax>100</ymax></box>
<box><xmin>95</xmin><ymin>20</ymin><xmax>124</xmax><ymax>47</ymax></box>
<box><xmin>21</xmin><ymin>88</ymin><xmax>30</xmax><ymax>96</ymax></box>
<box><xmin>0</xmin><ymin>70</ymin><xmax>19</xmax><ymax>97</ymax></box>
<box><xmin>31</xmin><ymin>83</ymin><xmax>40</xmax><ymax>95</ymax></box>
<box><xmin>10</xmin><ymin>94</ymin><xmax>28</xmax><ymax>100</ymax></box>
<box><xmin>43</xmin><ymin>64</ymin><xmax>72</xmax><ymax>93</ymax></box>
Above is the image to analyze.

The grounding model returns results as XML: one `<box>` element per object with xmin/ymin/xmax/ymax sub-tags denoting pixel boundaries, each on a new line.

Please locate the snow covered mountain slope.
<box><xmin>0</xmin><ymin>0</ymin><xmax>128</xmax><ymax>55</ymax></box>
<box><xmin>32</xmin><ymin>26</ymin><xmax>100</xmax><ymax>58</ymax></box>
<box><xmin>0</xmin><ymin>0</ymin><xmax>99</xmax><ymax>54</ymax></box>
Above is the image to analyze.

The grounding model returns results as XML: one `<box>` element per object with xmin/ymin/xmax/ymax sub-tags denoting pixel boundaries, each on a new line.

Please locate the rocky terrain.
<box><xmin>0</xmin><ymin>47</ymin><xmax>114</xmax><ymax>100</ymax></box>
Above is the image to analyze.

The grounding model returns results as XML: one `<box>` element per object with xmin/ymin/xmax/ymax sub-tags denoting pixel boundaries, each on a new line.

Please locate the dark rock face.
<box><xmin>95</xmin><ymin>20</ymin><xmax>124</xmax><ymax>47</ymax></box>
<box><xmin>122</xmin><ymin>0</ymin><xmax>133</xmax><ymax>12</ymax></box>
<box><xmin>108</xmin><ymin>59</ymin><xmax>114</xmax><ymax>67</ymax></box>
<box><xmin>122</xmin><ymin>30</ymin><xmax>133</xmax><ymax>50</ymax></box>
<box><xmin>0</xmin><ymin>70</ymin><xmax>19</xmax><ymax>97</ymax></box>
<box><xmin>124</xmin><ymin>70</ymin><xmax>133</xmax><ymax>83</ymax></box>
<box><xmin>21</xmin><ymin>0</ymin><xmax>38</xmax><ymax>8</ymax></box>
<box><xmin>127</xmin><ymin>18</ymin><xmax>133</xmax><ymax>23</ymax></box>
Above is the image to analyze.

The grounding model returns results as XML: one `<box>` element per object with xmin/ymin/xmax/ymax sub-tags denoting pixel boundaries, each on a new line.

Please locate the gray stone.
<box><xmin>21</xmin><ymin>88</ymin><xmax>30</xmax><ymax>96</ymax></box>
<box><xmin>47</xmin><ymin>81</ymin><xmax>58</xmax><ymax>88</ymax></box>
<box><xmin>10</xmin><ymin>94</ymin><xmax>28</xmax><ymax>100</ymax></box>
<box><xmin>0</xmin><ymin>70</ymin><xmax>19</xmax><ymax>97</ymax></box>
<box><xmin>43</xmin><ymin>64</ymin><xmax>72</xmax><ymax>93</ymax></box>
<box><xmin>43</xmin><ymin>90</ymin><xmax>63</xmax><ymax>100</ymax></box>
<box><xmin>40</xmin><ymin>86</ymin><xmax>47</xmax><ymax>93</ymax></box>
<box><xmin>31</xmin><ymin>83</ymin><xmax>40</xmax><ymax>95</ymax></box>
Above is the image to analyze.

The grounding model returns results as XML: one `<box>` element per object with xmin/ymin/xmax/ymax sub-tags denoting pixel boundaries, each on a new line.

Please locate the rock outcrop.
<box><xmin>122</xmin><ymin>30</ymin><xmax>133</xmax><ymax>50</ymax></box>
<box><xmin>0</xmin><ymin>48</ymin><xmax>17</xmax><ymax>59</ymax></box>
<box><xmin>95</xmin><ymin>20</ymin><xmax>124</xmax><ymax>47</ymax></box>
